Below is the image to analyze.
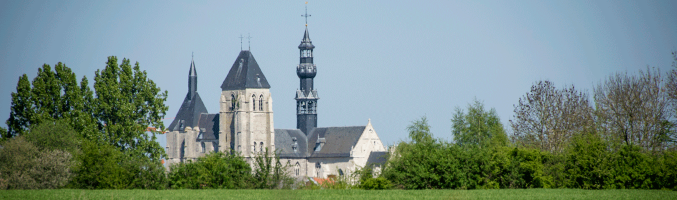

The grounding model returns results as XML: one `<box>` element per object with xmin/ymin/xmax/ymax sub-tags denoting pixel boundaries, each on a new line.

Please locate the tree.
<box><xmin>93</xmin><ymin>56</ymin><xmax>168</xmax><ymax>161</ymax></box>
<box><xmin>665</xmin><ymin>51</ymin><xmax>677</xmax><ymax>149</ymax></box>
<box><xmin>452</xmin><ymin>99</ymin><xmax>508</xmax><ymax>147</ymax></box>
<box><xmin>511</xmin><ymin>80</ymin><xmax>594</xmax><ymax>153</ymax></box>
<box><xmin>4</xmin><ymin>63</ymin><xmax>96</xmax><ymax>141</ymax></box>
<box><xmin>252</xmin><ymin>148</ymin><xmax>294</xmax><ymax>189</ymax></box>
<box><xmin>594</xmin><ymin>67</ymin><xmax>673</xmax><ymax>151</ymax></box>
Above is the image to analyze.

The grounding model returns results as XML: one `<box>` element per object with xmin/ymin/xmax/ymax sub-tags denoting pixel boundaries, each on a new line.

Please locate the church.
<box><xmin>165</xmin><ymin>24</ymin><xmax>387</xmax><ymax>179</ymax></box>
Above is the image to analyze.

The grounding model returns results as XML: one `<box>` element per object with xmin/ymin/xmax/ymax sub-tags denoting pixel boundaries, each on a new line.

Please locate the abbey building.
<box><xmin>165</xmin><ymin>26</ymin><xmax>387</xmax><ymax>179</ymax></box>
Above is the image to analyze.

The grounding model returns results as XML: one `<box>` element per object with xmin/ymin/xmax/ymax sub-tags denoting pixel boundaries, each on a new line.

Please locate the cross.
<box><xmin>247</xmin><ymin>33</ymin><xmax>252</xmax><ymax>50</ymax></box>
<box><xmin>238</xmin><ymin>34</ymin><xmax>244</xmax><ymax>50</ymax></box>
<box><xmin>192</xmin><ymin>51</ymin><xmax>194</xmax><ymax>59</ymax></box>
<box><xmin>301</xmin><ymin>2</ymin><xmax>311</xmax><ymax>26</ymax></box>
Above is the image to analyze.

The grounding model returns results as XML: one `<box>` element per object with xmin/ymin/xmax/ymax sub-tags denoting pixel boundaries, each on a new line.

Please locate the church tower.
<box><xmin>296</xmin><ymin>26</ymin><xmax>319</xmax><ymax>135</ymax></box>
<box><xmin>220</xmin><ymin>50</ymin><xmax>275</xmax><ymax>158</ymax></box>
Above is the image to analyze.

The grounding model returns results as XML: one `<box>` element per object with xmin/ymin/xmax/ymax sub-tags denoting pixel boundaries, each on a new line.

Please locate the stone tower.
<box><xmin>296</xmin><ymin>26</ymin><xmax>319</xmax><ymax>135</ymax></box>
<box><xmin>220</xmin><ymin>50</ymin><xmax>275</xmax><ymax>158</ymax></box>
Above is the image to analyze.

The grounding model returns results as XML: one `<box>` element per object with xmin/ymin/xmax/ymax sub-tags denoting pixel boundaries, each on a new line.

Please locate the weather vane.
<box><xmin>247</xmin><ymin>33</ymin><xmax>252</xmax><ymax>50</ymax></box>
<box><xmin>302</xmin><ymin>2</ymin><xmax>311</xmax><ymax>26</ymax></box>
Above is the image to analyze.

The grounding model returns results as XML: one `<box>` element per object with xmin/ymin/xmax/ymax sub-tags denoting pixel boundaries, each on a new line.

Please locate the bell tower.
<box><xmin>296</xmin><ymin>24</ymin><xmax>319</xmax><ymax>135</ymax></box>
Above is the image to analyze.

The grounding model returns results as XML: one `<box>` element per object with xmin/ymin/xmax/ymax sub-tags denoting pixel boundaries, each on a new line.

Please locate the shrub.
<box><xmin>0</xmin><ymin>136</ymin><xmax>73</xmax><ymax>189</ymax></box>
<box><xmin>361</xmin><ymin>177</ymin><xmax>392</xmax><ymax>190</ymax></box>
<box><xmin>168</xmin><ymin>151</ymin><xmax>252</xmax><ymax>189</ymax></box>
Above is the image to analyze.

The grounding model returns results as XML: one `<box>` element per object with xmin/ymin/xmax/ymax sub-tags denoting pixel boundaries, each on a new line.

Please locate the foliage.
<box><xmin>70</xmin><ymin>140</ymin><xmax>132</xmax><ymax>189</ymax></box>
<box><xmin>5</xmin><ymin>63</ymin><xmax>96</xmax><ymax>141</ymax></box>
<box><xmin>252</xmin><ymin>148</ymin><xmax>295</xmax><ymax>189</ymax></box>
<box><xmin>3</xmin><ymin>189</ymin><xmax>677</xmax><ymax>200</ymax></box>
<box><xmin>0</xmin><ymin>137</ymin><xmax>73</xmax><ymax>189</ymax></box>
<box><xmin>93</xmin><ymin>56</ymin><xmax>168</xmax><ymax>161</ymax></box>
<box><xmin>452</xmin><ymin>98</ymin><xmax>508</xmax><ymax>147</ymax></box>
<box><xmin>665</xmin><ymin>51</ymin><xmax>677</xmax><ymax>149</ymax></box>
<box><xmin>511</xmin><ymin>80</ymin><xmax>594</xmax><ymax>153</ymax></box>
<box><xmin>360</xmin><ymin>177</ymin><xmax>392</xmax><ymax>190</ymax></box>
<box><xmin>594</xmin><ymin>67</ymin><xmax>673</xmax><ymax>152</ymax></box>
<box><xmin>168</xmin><ymin>151</ymin><xmax>252</xmax><ymax>189</ymax></box>
<box><xmin>24</xmin><ymin>119</ymin><xmax>80</xmax><ymax>156</ymax></box>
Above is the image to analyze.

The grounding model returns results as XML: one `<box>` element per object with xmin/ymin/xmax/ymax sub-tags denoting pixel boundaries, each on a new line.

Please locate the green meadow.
<box><xmin>1</xmin><ymin>189</ymin><xmax>676</xmax><ymax>200</ymax></box>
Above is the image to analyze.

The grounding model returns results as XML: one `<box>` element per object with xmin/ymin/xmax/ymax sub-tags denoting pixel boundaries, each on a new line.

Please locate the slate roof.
<box><xmin>197</xmin><ymin>113</ymin><xmax>219</xmax><ymax>141</ymax></box>
<box><xmin>221</xmin><ymin>50</ymin><xmax>271</xmax><ymax>90</ymax></box>
<box><xmin>366</xmin><ymin>151</ymin><xmax>388</xmax><ymax>166</ymax></box>
<box><xmin>298</xmin><ymin>27</ymin><xmax>315</xmax><ymax>50</ymax></box>
<box><xmin>274</xmin><ymin>129</ymin><xmax>309</xmax><ymax>158</ymax></box>
<box><xmin>307</xmin><ymin>126</ymin><xmax>366</xmax><ymax>158</ymax></box>
<box><xmin>168</xmin><ymin>92</ymin><xmax>208</xmax><ymax>132</ymax></box>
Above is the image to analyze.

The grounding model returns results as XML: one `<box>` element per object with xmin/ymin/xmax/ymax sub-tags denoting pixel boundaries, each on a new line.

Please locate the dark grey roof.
<box><xmin>366</xmin><ymin>151</ymin><xmax>388</xmax><ymax>166</ymax></box>
<box><xmin>298</xmin><ymin>27</ymin><xmax>315</xmax><ymax>50</ymax></box>
<box><xmin>274</xmin><ymin>129</ymin><xmax>308</xmax><ymax>158</ymax></box>
<box><xmin>307</xmin><ymin>126</ymin><xmax>366</xmax><ymax>157</ymax></box>
<box><xmin>168</xmin><ymin>93</ymin><xmax>208</xmax><ymax>131</ymax></box>
<box><xmin>221</xmin><ymin>50</ymin><xmax>271</xmax><ymax>90</ymax></box>
<box><xmin>197</xmin><ymin>113</ymin><xmax>219</xmax><ymax>141</ymax></box>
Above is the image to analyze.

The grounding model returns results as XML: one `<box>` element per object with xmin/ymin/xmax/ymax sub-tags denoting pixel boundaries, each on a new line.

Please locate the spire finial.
<box><xmin>247</xmin><ymin>33</ymin><xmax>252</xmax><ymax>50</ymax></box>
<box><xmin>302</xmin><ymin>2</ymin><xmax>311</xmax><ymax>26</ymax></box>
<box><xmin>192</xmin><ymin>51</ymin><xmax>194</xmax><ymax>60</ymax></box>
<box><xmin>238</xmin><ymin>34</ymin><xmax>244</xmax><ymax>50</ymax></box>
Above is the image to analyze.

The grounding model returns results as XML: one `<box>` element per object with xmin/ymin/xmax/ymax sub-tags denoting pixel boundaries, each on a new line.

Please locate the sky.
<box><xmin>1</xmin><ymin>1</ymin><xmax>677</xmax><ymax>148</ymax></box>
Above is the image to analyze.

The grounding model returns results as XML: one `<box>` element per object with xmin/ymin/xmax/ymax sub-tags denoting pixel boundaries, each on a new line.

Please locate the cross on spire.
<box><xmin>302</xmin><ymin>2</ymin><xmax>311</xmax><ymax>26</ymax></box>
<box><xmin>238</xmin><ymin>34</ymin><xmax>244</xmax><ymax>50</ymax></box>
<box><xmin>247</xmin><ymin>33</ymin><xmax>252</xmax><ymax>50</ymax></box>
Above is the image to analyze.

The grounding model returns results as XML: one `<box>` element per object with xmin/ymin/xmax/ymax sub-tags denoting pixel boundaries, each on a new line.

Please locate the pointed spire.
<box><xmin>298</xmin><ymin>27</ymin><xmax>315</xmax><ymax>49</ymax></box>
<box><xmin>188</xmin><ymin>53</ymin><xmax>197</xmax><ymax>99</ymax></box>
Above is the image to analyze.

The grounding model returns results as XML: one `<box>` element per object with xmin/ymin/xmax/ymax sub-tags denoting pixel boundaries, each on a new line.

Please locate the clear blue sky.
<box><xmin>1</xmin><ymin>1</ymin><xmax>676</xmax><ymax>148</ymax></box>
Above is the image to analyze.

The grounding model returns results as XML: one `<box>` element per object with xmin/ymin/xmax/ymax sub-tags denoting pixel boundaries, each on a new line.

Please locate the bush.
<box><xmin>361</xmin><ymin>177</ymin><xmax>392</xmax><ymax>190</ymax></box>
<box><xmin>0</xmin><ymin>136</ymin><xmax>73</xmax><ymax>189</ymax></box>
<box><xmin>70</xmin><ymin>140</ymin><xmax>131</xmax><ymax>189</ymax></box>
<box><xmin>168</xmin><ymin>151</ymin><xmax>252</xmax><ymax>189</ymax></box>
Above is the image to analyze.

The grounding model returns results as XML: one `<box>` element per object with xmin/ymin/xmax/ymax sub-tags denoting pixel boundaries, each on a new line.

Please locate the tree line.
<box><xmin>381</xmin><ymin>52</ymin><xmax>677</xmax><ymax>190</ymax></box>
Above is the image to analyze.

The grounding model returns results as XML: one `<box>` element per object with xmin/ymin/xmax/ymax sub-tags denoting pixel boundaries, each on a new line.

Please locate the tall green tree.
<box><xmin>452</xmin><ymin>99</ymin><xmax>508</xmax><ymax>147</ymax></box>
<box><xmin>93</xmin><ymin>56</ymin><xmax>168</xmax><ymax>161</ymax></box>
<box><xmin>5</xmin><ymin>63</ymin><xmax>96</xmax><ymax>141</ymax></box>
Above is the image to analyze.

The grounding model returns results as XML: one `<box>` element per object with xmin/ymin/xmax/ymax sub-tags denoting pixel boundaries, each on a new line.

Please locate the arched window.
<box><xmin>253</xmin><ymin>142</ymin><xmax>257</xmax><ymax>152</ymax></box>
<box><xmin>260</xmin><ymin>142</ymin><xmax>264</xmax><ymax>152</ymax></box>
<box><xmin>295</xmin><ymin>162</ymin><xmax>300</xmax><ymax>176</ymax></box>
<box><xmin>231</xmin><ymin>94</ymin><xmax>236</xmax><ymax>110</ymax></box>
<box><xmin>259</xmin><ymin>95</ymin><xmax>263</xmax><ymax>111</ymax></box>
<box><xmin>201</xmin><ymin>142</ymin><xmax>206</xmax><ymax>153</ymax></box>
<box><xmin>252</xmin><ymin>95</ymin><xmax>256</xmax><ymax>111</ymax></box>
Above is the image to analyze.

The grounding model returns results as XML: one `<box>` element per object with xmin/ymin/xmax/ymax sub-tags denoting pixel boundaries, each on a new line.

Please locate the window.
<box><xmin>259</xmin><ymin>95</ymin><xmax>263</xmax><ymax>111</ymax></box>
<box><xmin>252</xmin><ymin>95</ymin><xmax>256</xmax><ymax>111</ymax></box>
<box><xmin>201</xmin><ymin>142</ymin><xmax>205</xmax><ymax>153</ymax></box>
<box><xmin>253</xmin><ymin>142</ymin><xmax>257</xmax><ymax>152</ymax></box>
<box><xmin>295</xmin><ymin>162</ymin><xmax>300</xmax><ymax>176</ymax></box>
<box><xmin>231</xmin><ymin>94</ymin><xmax>236</xmax><ymax>110</ymax></box>
<box><xmin>260</xmin><ymin>142</ymin><xmax>264</xmax><ymax>152</ymax></box>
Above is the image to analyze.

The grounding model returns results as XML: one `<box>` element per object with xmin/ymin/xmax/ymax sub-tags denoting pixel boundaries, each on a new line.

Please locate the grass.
<box><xmin>1</xmin><ymin>189</ymin><xmax>676</xmax><ymax>200</ymax></box>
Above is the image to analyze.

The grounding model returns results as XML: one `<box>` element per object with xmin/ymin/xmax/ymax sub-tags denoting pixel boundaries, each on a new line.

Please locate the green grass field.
<box><xmin>1</xmin><ymin>189</ymin><xmax>676</xmax><ymax>200</ymax></box>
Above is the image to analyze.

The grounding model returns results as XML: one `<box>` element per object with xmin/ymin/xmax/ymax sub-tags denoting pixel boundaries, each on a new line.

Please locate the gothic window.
<box><xmin>252</xmin><ymin>95</ymin><xmax>256</xmax><ymax>111</ymax></box>
<box><xmin>259</xmin><ymin>95</ymin><xmax>263</xmax><ymax>111</ymax></box>
<box><xmin>295</xmin><ymin>162</ymin><xmax>300</xmax><ymax>176</ymax></box>
<box><xmin>253</xmin><ymin>142</ymin><xmax>257</xmax><ymax>152</ymax></box>
<box><xmin>260</xmin><ymin>142</ymin><xmax>264</xmax><ymax>152</ymax></box>
<box><xmin>338</xmin><ymin>169</ymin><xmax>344</xmax><ymax>176</ymax></box>
<box><xmin>231</xmin><ymin>94</ymin><xmax>236</xmax><ymax>110</ymax></box>
<box><xmin>237</xmin><ymin>145</ymin><xmax>241</xmax><ymax>152</ymax></box>
<box><xmin>201</xmin><ymin>142</ymin><xmax>205</xmax><ymax>153</ymax></box>
<box><xmin>316</xmin><ymin>162</ymin><xmax>321</xmax><ymax>177</ymax></box>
